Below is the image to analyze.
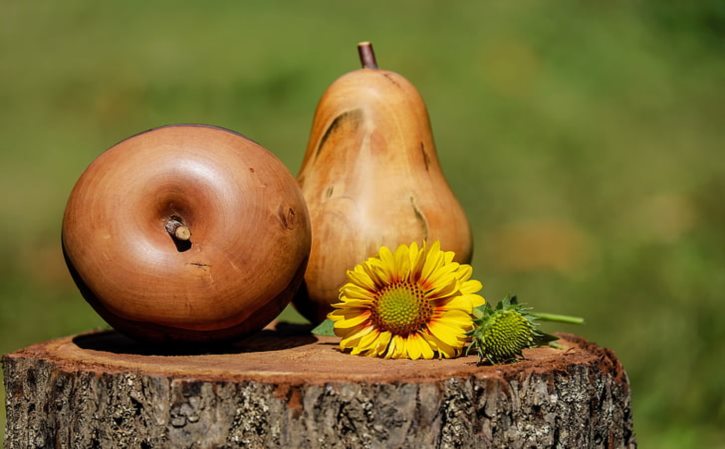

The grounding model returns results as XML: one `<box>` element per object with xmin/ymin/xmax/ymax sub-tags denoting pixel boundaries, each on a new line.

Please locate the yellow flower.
<box><xmin>328</xmin><ymin>241</ymin><xmax>485</xmax><ymax>360</ymax></box>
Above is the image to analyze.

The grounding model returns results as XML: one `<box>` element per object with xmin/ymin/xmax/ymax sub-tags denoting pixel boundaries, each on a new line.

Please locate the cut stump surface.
<box><xmin>3</xmin><ymin>327</ymin><xmax>636</xmax><ymax>448</ymax></box>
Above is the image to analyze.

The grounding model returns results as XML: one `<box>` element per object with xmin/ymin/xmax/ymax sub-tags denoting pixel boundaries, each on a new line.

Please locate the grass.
<box><xmin>1</xmin><ymin>1</ymin><xmax>725</xmax><ymax>447</ymax></box>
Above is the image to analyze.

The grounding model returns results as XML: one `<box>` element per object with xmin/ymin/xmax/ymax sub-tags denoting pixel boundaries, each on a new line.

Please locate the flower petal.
<box><xmin>392</xmin><ymin>335</ymin><xmax>407</xmax><ymax>358</ymax></box>
<box><xmin>455</xmin><ymin>264</ymin><xmax>473</xmax><ymax>282</ymax></box>
<box><xmin>329</xmin><ymin>307</ymin><xmax>367</xmax><ymax>320</ymax></box>
<box><xmin>333</xmin><ymin>311</ymin><xmax>372</xmax><ymax>329</ymax></box>
<box><xmin>385</xmin><ymin>334</ymin><xmax>398</xmax><ymax>359</ymax></box>
<box><xmin>405</xmin><ymin>335</ymin><xmax>422</xmax><ymax>360</ymax></box>
<box><xmin>435</xmin><ymin>309</ymin><xmax>473</xmax><ymax>328</ymax></box>
<box><xmin>373</xmin><ymin>330</ymin><xmax>392</xmax><ymax>356</ymax></box>
<box><xmin>421</xmin><ymin>331</ymin><xmax>458</xmax><ymax>359</ymax></box>
<box><xmin>378</xmin><ymin>246</ymin><xmax>396</xmax><ymax>273</ymax></box>
<box><xmin>370</xmin><ymin>265</ymin><xmax>392</xmax><ymax>286</ymax></box>
<box><xmin>352</xmin><ymin>328</ymin><xmax>382</xmax><ymax>354</ymax></box>
<box><xmin>340</xmin><ymin>324</ymin><xmax>375</xmax><ymax>347</ymax></box>
<box><xmin>428</xmin><ymin>320</ymin><xmax>466</xmax><ymax>348</ymax></box>
<box><xmin>340</xmin><ymin>283</ymin><xmax>377</xmax><ymax>301</ymax></box>
<box><xmin>430</xmin><ymin>263</ymin><xmax>461</xmax><ymax>282</ymax></box>
<box><xmin>438</xmin><ymin>295</ymin><xmax>474</xmax><ymax>313</ymax></box>
<box><xmin>418</xmin><ymin>334</ymin><xmax>435</xmax><ymax>360</ymax></box>
<box><xmin>468</xmin><ymin>294</ymin><xmax>485</xmax><ymax>308</ymax></box>
<box><xmin>425</xmin><ymin>274</ymin><xmax>459</xmax><ymax>298</ymax></box>
<box><xmin>420</xmin><ymin>241</ymin><xmax>443</xmax><ymax>281</ymax></box>
<box><xmin>334</xmin><ymin>299</ymin><xmax>373</xmax><ymax>308</ymax></box>
<box><xmin>394</xmin><ymin>243</ymin><xmax>411</xmax><ymax>279</ymax></box>
<box><xmin>408</xmin><ymin>241</ymin><xmax>421</xmax><ymax>270</ymax></box>
<box><xmin>347</xmin><ymin>266</ymin><xmax>376</xmax><ymax>290</ymax></box>
<box><xmin>460</xmin><ymin>279</ymin><xmax>483</xmax><ymax>295</ymax></box>
<box><xmin>410</xmin><ymin>241</ymin><xmax>427</xmax><ymax>280</ymax></box>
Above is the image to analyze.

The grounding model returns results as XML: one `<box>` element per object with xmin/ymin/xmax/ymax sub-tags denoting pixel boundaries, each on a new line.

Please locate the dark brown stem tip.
<box><xmin>165</xmin><ymin>218</ymin><xmax>191</xmax><ymax>241</ymax></box>
<box><xmin>357</xmin><ymin>41</ymin><xmax>378</xmax><ymax>69</ymax></box>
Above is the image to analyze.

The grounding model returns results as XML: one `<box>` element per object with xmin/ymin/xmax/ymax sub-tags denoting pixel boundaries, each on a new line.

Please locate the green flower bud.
<box><xmin>467</xmin><ymin>296</ymin><xmax>583</xmax><ymax>365</ymax></box>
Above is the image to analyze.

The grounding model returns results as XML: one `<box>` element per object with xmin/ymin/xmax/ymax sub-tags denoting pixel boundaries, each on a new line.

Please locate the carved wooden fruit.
<box><xmin>295</xmin><ymin>42</ymin><xmax>472</xmax><ymax>323</ymax></box>
<box><xmin>62</xmin><ymin>125</ymin><xmax>311</xmax><ymax>343</ymax></box>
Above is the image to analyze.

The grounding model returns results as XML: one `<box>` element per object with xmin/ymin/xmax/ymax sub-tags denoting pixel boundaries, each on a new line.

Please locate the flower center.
<box><xmin>372</xmin><ymin>281</ymin><xmax>432</xmax><ymax>335</ymax></box>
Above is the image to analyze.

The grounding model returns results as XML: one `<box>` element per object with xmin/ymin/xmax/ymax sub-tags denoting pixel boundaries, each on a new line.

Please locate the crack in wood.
<box><xmin>315</xmin><ymin>109</ymin><xmax>363</xmax><ymax>158</ymax></box>
<box><xmin>410</xmin><ymin>195</ymin><xmax>429</xmax><ymax>242</ymax></box>
<box><xmin>187</xmin><ymin>262</ymin><xmax>210</xmax><ymax>269</ymax></box>
<box><xmin>420</xmin><ymin>142</ymin><xmax>431</xmax><ymax>172</ymax></box>
<box><xmin>382</xmin><ymin>72</ymin><xmax>402</xmax><ymax>88</ymax></box>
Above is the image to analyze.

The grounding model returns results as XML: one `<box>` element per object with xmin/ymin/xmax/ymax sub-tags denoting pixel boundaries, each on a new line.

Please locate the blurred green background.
<box><xmin>1</xmin><ymin>0</ymin><xmax>724</xmax><ymax>447</ymax></box>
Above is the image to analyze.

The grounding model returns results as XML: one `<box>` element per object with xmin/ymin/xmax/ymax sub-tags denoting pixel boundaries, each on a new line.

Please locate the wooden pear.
<box><xmin>295</xmin><ymin>42</ymin><xmax>472</xmax><ymax>323</ymax></box>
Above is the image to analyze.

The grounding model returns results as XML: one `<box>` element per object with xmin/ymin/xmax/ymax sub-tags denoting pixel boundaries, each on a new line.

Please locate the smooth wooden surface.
<box><xmin>295</xmin><ymin>45</ymin><xmax>472</xmax><ymax>323</ymax></box>
<box><xmin>62</xmin><ymin>125</ymin><xmax>311</xmax><ymax>343</ymax></box>
<box><xmin>8</xmin><ymin>329</ymin><xmax>601</xmax><ymax>384</ymax></box>
<box><xmin>3</xmin><ymin>329</ymin><xmax>636</xmax><ymax>448</ymax></box>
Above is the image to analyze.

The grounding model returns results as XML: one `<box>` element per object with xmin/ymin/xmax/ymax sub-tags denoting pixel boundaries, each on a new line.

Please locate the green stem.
<box><xmin>533</xmin><ymin>312</ymin><xmax>584</xmax><ymax>325</ymax></box>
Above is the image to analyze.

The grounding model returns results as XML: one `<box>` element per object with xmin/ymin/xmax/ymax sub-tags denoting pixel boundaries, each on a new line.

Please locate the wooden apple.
<box><xmin>62</xmin><ymin>125</ymin><xmax>311</xmax><ymax>343</ymax></box>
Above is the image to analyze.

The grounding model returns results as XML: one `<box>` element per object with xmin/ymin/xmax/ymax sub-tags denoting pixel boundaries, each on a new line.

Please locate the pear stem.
<box><xmin>357</xmin><ymin>41</ymin><xmax>378</xmax><ymax>69</ymax></box>
<box><xmin>532</xmin><ymin>313</ymin><xmax>584</xmax><ymax>325</ymax></box>
<box><xmin>165</xmin><ymin>217</ymin><xmax>191</xmax><ymax>241</ymax></box>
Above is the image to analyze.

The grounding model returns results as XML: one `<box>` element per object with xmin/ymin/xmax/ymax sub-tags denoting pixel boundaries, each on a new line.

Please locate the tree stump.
<box><xmin>3</xmin><ymin>326</ymin><xmax>636</xmax><ymax>448</ymax></box>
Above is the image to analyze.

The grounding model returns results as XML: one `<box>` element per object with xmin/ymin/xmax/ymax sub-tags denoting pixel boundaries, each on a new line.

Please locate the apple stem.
<box><xmin>165</xmin><ymin>218</ymin><xmax>191</xmax><ymax>241</ymax></box>
<box><xmin>357</xmin><ymin>41</ymin><xmax>378</xmax><ymax>69</ymax></box>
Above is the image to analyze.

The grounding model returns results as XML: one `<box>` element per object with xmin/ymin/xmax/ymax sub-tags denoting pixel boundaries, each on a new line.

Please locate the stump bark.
<box><xmin>3</xmin><ymin>327</ymin><xmax>635</xmax><ymax>448</ymax></box>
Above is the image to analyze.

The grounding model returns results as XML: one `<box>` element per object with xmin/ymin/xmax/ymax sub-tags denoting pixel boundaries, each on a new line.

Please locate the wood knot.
<box><xmin>278</xmin><ymin>206</ymin><xmax>297</xmax><ymax>230</ymax></box>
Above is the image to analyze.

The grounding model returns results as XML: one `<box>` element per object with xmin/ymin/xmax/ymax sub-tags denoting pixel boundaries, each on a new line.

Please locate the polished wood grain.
<box><xmin>295</xmin><ymin>43</ymin><xmax>472</xmax><ymax>323</ymax></box>
<box><xmin>62</xmin><ymin>125</ymin><xmax>311</xmax><ymax>343</ymax></box>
